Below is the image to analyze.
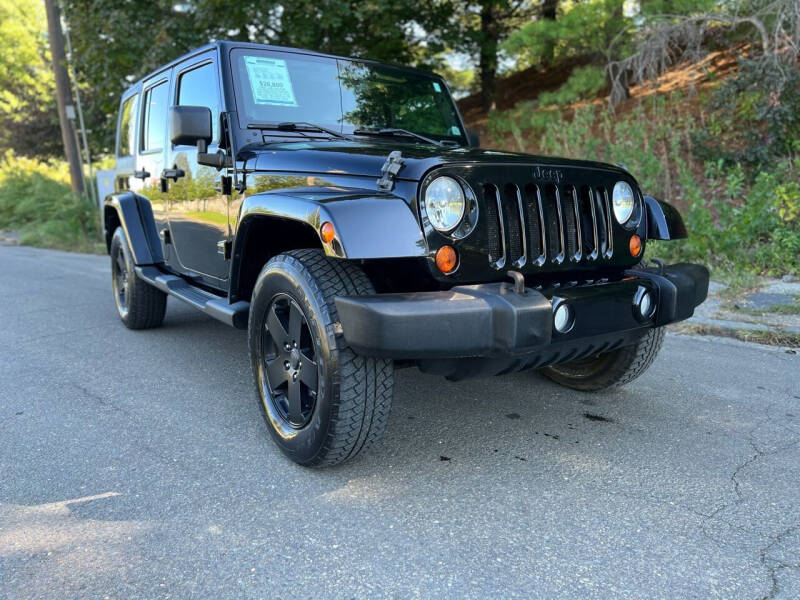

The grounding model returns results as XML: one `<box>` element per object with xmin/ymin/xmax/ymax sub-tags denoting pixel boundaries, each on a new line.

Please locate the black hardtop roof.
<box><xmin>133</xmin><ymin>40</ymin><xmax>445</xmax><ymax>88</ymax></box>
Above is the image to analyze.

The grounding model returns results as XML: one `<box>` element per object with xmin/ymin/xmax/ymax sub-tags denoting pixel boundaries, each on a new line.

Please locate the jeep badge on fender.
<box><xmin>102</xmin><ymin>41</ymin><xmax>709</xmax><ymax>467</ymax></box>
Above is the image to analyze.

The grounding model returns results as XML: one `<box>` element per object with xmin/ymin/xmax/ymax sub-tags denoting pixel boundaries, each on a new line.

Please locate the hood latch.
<box><xmin>377</xmin><ymin>150</ymin><xmax>404</xmax><ymax>191</ymax></box>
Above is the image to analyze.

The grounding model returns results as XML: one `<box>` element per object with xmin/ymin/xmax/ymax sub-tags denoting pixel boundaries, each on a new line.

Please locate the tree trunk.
<box><xmin>540</xmin><ymin>0</ymin><xmax>558</xmax><ymax>20</ymax></box>
<box><xmin>539</xmin><ymin>0</ymin><xmax>559</xmax><ymax>64</ymax></box>
<box><xmin>479</xmin><ymin>2</ymin><xmax>498</xmax><ymax>113</ymax></box>
<box><xmin>44</xmin><ymin>0</ymin><xmax>85</xmax><ymax>195</ymax></box>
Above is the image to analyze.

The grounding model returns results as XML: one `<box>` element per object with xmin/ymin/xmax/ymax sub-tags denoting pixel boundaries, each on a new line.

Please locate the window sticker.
<box><xmin>432</xmin><ymin>81</ymin><xmax>442</xmax><ymax>93</ymax></box>
<box><xmin>244</xmin><ymin>56</ymin><xmax>298</xmax><ymax>107</ymax></box>
<box><xmin>450</xmin><ymin>125</ymin><xmax>461</xmax><ymax>135</ymax></box>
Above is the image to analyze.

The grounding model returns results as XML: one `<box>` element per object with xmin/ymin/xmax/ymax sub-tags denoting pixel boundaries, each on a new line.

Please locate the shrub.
<box><xmin>0</xmin><ymin>151</ymin><xmax>102</xmax><ymax>253</ymax></box>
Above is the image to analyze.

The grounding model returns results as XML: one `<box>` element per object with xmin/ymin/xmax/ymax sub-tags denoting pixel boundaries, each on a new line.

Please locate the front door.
<box><xmin>165</xmin><ymin>55</ymin><xmax>230</xmax><ymax>287</ymax></box>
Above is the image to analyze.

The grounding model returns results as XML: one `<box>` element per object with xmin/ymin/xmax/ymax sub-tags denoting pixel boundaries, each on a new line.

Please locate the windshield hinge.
<box><xmin>377</xmin><ymin>150</ymin><xmax>404</xmax><ymax>191</ymax></box>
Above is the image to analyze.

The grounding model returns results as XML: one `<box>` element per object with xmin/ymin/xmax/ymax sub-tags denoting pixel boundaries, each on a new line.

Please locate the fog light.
<box><xmin>634</xmin><ymin>286</ymin><xmax>656</xmax><ymax>319</ymax></box>
<box><xmin>553</xmin><ymin>302</ymin><xmax>574</xmax><ymax>333</ymax></box>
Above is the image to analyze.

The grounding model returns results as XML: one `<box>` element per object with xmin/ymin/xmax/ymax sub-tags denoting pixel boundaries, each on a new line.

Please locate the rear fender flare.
<box><xmin>103</xmin><ymin>192</ymin><xmax>163</xmax><ymax>264</ymax></box>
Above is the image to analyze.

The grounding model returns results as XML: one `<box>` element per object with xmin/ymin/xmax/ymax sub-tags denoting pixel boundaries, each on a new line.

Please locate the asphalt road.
<box><xmin>1</xmin><ymin>245</ymin><xmax>799</xmax><ymax>600</ymax></box>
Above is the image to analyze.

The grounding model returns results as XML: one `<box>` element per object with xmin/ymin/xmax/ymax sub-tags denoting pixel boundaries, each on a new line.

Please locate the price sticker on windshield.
<box><xmin>244</xmin><ymin>56</ymin><xmax>298</xmax><ymax>107</ymax></box>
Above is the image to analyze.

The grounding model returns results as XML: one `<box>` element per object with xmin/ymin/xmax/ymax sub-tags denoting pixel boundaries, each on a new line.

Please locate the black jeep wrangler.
<box><xmin>104</xmin><ymin>41</ymin><xmax>709</xmax><ymax>466</ymax></box>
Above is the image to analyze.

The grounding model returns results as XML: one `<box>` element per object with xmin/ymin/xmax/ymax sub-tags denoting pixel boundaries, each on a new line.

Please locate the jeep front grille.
<box><xmin>481</xmin><ymin>181</ymin><xmax>614</xmax><ymax>269</ymax></box>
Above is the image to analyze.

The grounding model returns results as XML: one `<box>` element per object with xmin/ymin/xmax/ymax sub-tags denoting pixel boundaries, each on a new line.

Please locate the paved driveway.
<box><xmin>1</xmin><ymin>245</ymin><xmax>798</xmax><ymax>599</ymax></box>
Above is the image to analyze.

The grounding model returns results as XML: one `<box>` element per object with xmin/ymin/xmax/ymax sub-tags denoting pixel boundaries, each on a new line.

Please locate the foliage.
<box><xmin>0</xmin><ymin>0</ymin><xmax>61</xmax><ymax>156</ymax></box>
<box><xmin>608</xmin><ymin>0</ymin><xmax>800</xmax><ymax>107</ymax></box>
<box><xmin>694</xmin><ymin>57</ymin><xmax>800</xmax><ymax>168</ymax></box>
<box><xmin>504</xmin><ymin>0</ymin><xmax>628</xmax><ymax>69</ymax></box>
<box><xmin>0</xmin><ymin>152</ymin><xmax>102</xmax><ymax>252</ymax></box>
<box><xmin>535</xmin><ymin>65</ymin><xmax>607</xmax><ymax>106</ymax></box>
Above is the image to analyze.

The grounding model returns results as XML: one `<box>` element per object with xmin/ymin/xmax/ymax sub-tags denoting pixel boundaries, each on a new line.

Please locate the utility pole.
<box><xmin>44</xmin><ymin>0</ymin><xmax>85</xmax><ymax>195</ymax></box>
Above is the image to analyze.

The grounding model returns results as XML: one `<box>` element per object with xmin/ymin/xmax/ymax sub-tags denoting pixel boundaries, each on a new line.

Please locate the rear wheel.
<box><xmin>110</xmin><ymin>227</ymin><xmax>166</xmax><ymax>330</ymax></box>
<box><xmin>540</xmin><ymin>327</ymin><xmax>665</xmax><ymax>391</ymax></box>
<box><xmin>248</xmin><ymin>249</ymin><xmax>394</xmax><ymax>467</ymax></box>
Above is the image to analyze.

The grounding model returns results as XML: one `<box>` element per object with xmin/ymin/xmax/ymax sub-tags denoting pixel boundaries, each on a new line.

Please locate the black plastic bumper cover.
<box><xmin>334</xmin><ymin>263</ymin><xmax>709</xmax><ymax>360</ymax></box>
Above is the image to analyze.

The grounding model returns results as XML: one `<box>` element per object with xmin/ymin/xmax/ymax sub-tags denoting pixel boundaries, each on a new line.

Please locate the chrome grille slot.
<box><xmin>578</xmin><ymin>185</ymin><xmax>599</xmax><ymax>260</ymax></box>
<box><xmin>503</xmin><ymin>183</ymin><xmax>525</xmax><ymax>267</ymax></box>
<box><xmin>483</xmin><ymin>184</ymin><xmax>505</xmax><ymax>266</ymax></box>
<box><xmin>562</xmin><ymin>185</ymin><xmax>581</xmax><ymax>261</ymax></box>
<box><xmin>595</xmin><ymin>186</ymin><xmax>614</xmax><ymax>258</ymax></box>
<box><xmin>543</xmin><ymin>184</ymin><xmax>564</xmax><ymax>264</ymax></box>
<box><xmin>523</xmin><ymin>184</ymin><xmax>545</xmax><ymax>265</ymax></box>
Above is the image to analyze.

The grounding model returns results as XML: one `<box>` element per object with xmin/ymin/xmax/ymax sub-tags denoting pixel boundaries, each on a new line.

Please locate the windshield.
<box><xmin>230</xmin><ymin>48</ymin><xmax>466</xmax><ymax>145</ymax></box>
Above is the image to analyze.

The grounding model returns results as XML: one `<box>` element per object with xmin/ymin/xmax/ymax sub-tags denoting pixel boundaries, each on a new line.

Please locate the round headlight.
<box><xmin>612</xmin><ymin>181</ymin><xmax>635</xmax><ymax>224</ymax></box>
<box><xmin>424</xmin><ymin>176</ymin><xmax>465</xmax><ymax>233</ymax></box>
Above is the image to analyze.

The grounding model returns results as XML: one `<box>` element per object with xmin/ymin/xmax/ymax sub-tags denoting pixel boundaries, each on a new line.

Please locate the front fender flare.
<box><xmin>644</xmin><ymin>195</ymin><xmax>687</xmax><ymax>240</ymax></box>
<box><xmin>235</xmin><ymin>190</ymin><xmax>427</xmax><ymax>260</ymax></box>
<box><xmin>104</xmin><ymin>192</ymin><xmax>163</xmax><ymax>264</ymax></box>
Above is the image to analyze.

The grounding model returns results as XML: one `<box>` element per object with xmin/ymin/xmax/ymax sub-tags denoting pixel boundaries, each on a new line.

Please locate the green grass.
<box><xmin>0</xmin><ymin>152</ymin><xmax>103</xmax><ymax>253</ymax></box>
<box><xmin>184</xmin><ymin>211</ymin><xmax>229</xmax><ymax>226</ymax></box>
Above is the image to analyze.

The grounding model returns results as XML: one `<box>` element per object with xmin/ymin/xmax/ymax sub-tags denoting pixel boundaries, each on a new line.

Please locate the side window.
<box><xmin>117</xmin><ymin>94</ymin><xmax>138</xmax><ymax>157</ymax></box>
<box><xmin>141</xmin><ymin>81</ymin><xmax>169</xmax><ymax>152</ymax></box>
<box><xmin>178</xmin><ymin>62</ymin><xmax>220</xmax><ymax>141</ymax></box>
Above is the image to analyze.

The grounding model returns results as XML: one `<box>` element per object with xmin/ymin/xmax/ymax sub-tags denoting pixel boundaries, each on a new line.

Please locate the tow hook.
<box><xmin>507</xmin><ymin>270</ymin><xmax>526</xmax><ymax>295</ymax></box>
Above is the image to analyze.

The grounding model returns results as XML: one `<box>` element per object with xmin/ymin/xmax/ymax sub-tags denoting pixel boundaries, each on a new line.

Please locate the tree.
<box><xmin>0</xmin><ymin>0</ymin><xmax>61</xmax><ymax>157</ymax></box>
<box><xmin>436</xmin><ymin>0</ymin><xmax>536</xmax><ymax>113</ymax></box>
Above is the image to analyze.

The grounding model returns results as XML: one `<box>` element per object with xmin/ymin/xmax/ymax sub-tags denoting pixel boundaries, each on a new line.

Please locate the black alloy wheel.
<box><xmin>260</xmin><ymin>294</ymin><xmax>319</xmax><ymax>428</ymax></box>
<box><xmin>111</xmin><ymin>243</ymin><xmax>130</xmax><ymax>318</ymax></box>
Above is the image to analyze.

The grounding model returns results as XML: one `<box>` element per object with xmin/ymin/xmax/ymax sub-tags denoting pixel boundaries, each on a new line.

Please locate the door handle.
<box><xmin>161</xmin><ymin>166</ymin><xmax>185</xmax><ymax>182</ymax></box>
<box><xmin>133</xmin><ymin>168</ymin><xmax>150</xmax><ymax>180</ymax></box>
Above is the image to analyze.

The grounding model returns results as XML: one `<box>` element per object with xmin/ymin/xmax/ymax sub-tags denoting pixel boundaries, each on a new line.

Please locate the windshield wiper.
<box><xmin>353</xmin><ymin>127</ymin><xmax>444</xmax><ymax>147</ymax></box>
<box><xmin>248</xmin><ymin>121</ymin><xmax>349</xmax><ymax>140</ymax></box>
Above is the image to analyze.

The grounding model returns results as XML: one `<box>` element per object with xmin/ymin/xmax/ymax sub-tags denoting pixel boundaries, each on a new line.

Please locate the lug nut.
<box><xmin>284</xmin><ymin>360</ymin><xmax>290</xmax><ymax>370</ymax></box>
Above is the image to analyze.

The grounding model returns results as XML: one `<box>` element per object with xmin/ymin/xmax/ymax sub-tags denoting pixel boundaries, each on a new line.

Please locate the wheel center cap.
<box><xmin>289</xmin><ymin>347</ymin><xmax>301</xmax><ymax>370</ymax></box>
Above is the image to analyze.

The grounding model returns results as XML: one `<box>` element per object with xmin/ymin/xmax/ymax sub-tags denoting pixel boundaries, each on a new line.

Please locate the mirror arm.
<box><xmin>196</xmin><ymin>138</ymin><xmax>232</xmax><ymax>170</ymax></box>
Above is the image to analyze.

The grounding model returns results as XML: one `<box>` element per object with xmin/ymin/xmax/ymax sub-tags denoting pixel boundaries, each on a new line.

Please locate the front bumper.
<box><xmin>335</xmin><ymin>263</ymin><xmax>708</xmax><ymax>364</ymax></box>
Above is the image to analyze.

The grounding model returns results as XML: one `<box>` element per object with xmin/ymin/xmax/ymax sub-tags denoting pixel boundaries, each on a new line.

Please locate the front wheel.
<box><xmin>248</xmin><ymin>249</ymin><xmax>394</xmax><ymax>467</ymax></box>
<box><xmin>539</xmin><ymin>327</ymin><xmax>665</xmax><ymax>391</ymax></box>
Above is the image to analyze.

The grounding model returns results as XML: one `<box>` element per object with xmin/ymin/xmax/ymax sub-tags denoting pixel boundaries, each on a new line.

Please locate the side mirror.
<box><xmin>169</xmin><ymin>105</ymin><xmax>212</xmax><ymax>151</ymax></box>
<box><xmin>467</xmin><ymin>128</ymin><xmax>480</xmax><ymax>148</ymax></box>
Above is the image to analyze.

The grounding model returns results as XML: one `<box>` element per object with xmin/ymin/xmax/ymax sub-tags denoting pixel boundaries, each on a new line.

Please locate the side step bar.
<box><xmin>135</xmin><ymin>266</ymin><xmax>250</xmax><ymax>329</ymax></box>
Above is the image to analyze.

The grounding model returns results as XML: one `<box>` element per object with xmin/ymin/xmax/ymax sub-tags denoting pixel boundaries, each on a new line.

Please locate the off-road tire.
<box><xmin>248</xmin><ymin>249</ymin><xmax>394</xmax><ymax>467</ymax></box>
<box><xmin>540</xmin><ymin>327</ymin><xmax>665</xmax><ymax>391</ymax></box>
<box><xmin>110</xmin><ymin>227</ymin><xmax>167</xmax><ymax>330</ymax></box>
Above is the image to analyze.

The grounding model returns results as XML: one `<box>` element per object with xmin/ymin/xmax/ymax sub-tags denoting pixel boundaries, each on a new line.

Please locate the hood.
<box><xmin>248</xmin><ymin>138</ymin><xmax>632</xmax><ymax>183</ymax></box>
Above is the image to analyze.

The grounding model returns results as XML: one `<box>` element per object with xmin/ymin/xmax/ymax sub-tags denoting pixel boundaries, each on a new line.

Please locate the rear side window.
<box><xmin>141</xmin><ymin>81</ymin><xmax>169</xmax><ymax>152</ymax></box>
<box><xmin>117</xmin><ymin>94</ymin><xmax>138</xmax><ymax>157</ymax></box>
<box><xmin>177</xmin><ymin>62</ymin><xmax>220</xmax><ymax>141</ymax></box>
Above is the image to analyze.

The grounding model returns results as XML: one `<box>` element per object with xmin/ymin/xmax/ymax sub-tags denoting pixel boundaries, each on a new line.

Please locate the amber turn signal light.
<box><xmin>435</xmin><ymin>245</ymin><xmax>458</xmax><ymax>274</ymax></box>
<box><xmin>320</xmin><ymin>221</ymin><xmax>336</xmax><ymax>244</ymax></box>
<box><xmin>629</xmin><ymin>234</ymin><xmax>642</xmax><ymax>257</ymax></box>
